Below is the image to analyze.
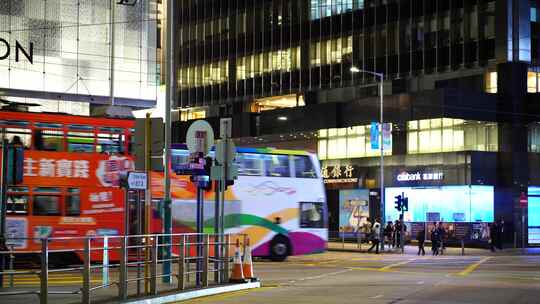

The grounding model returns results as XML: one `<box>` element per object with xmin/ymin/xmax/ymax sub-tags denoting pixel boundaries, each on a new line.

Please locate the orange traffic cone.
<box><xmin>230</xmin><ymin>239</ymin><xmax>247</xmax><ymax>283</ymax></box>
<box><xmin>242</xmin><ymin>238</ymin><xmax>258</xmax><ymax>282</ymax></box>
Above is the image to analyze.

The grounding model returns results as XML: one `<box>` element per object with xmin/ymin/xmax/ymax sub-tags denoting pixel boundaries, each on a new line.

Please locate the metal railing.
<box><xmin>0</xmin><ymin>233</ymin><xmax>246</xmax><ymax>304</ymax></box>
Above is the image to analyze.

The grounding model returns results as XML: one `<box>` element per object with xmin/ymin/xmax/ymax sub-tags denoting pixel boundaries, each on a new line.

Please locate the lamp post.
<box><xmin>350</xmin><ymin>67</ymin><xmax>385</xmax><ymax>251</ymax></box>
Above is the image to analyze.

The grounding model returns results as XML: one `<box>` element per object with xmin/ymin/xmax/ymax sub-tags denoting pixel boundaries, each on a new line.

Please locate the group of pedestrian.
<box><xmin>361</xmin><ymin>218</ymin><xmax>408</xmax><ymax>254</ymax></box>
<box><xmin>428</xmin><ymin>222</ymin><xmax>446</xmax><ymax>256</ymax></box>
<box><xmin>383</xmin><ymin>220</ymin><xmax>406</xmax><ymax>249</ymax></box>
<box><xmin>490</xmin><ymin>218</ymin><xmax>505</xmax><ymax>252</ymax></box>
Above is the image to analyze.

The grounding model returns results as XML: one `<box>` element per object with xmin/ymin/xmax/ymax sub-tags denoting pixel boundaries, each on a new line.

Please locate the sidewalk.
<box><xmin>327</xmin><ymin>241</ymin><xmax>540</xmax><ymax>256</ymax></box>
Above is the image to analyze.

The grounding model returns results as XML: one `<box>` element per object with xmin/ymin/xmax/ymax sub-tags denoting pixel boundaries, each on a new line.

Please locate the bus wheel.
<box><xmin>270</xmin><ymin>235</ymin><xmax>290</xmax><ymax>262</ymax></box>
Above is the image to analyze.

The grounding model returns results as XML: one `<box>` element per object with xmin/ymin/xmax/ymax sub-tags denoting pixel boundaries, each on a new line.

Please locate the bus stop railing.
<box><xmin>0</xmin><ymin>233</ymin><xmax>247</xmax><ymax>304</ymax></box>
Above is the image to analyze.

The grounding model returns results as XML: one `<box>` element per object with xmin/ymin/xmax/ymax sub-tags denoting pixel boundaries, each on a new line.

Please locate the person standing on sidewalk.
<box><xmin>395</xmin><ymin>220</ymin><xmax>402</xmax><ymax>248</ymax></box>
<box><xmin>431</xmin><ymin>224</ymin><xmax>440</xmax><ymax>256</ymax></box>
<box><xmin>489</xmin><ymin>222</ymin><xmax>498</xmax><ymax>252</ymax></box>
<box><xmin>384</xmin><ymin>221</ymin><xmax>395</xmax><ymax>249</ymax></box>
<box><xmin>368</xmin><ymin>218</ymin><xmax>381</xmax><ymax>254</ymax></box>
<box><xmin>496</xmin><ymin>217</ymin><xmax>505</xmax><ymax>250</ymax></box>
<box><xmin>417</xmin><ymin>228</ymin><xmax>426</xmax><ymax>256</ymax></box>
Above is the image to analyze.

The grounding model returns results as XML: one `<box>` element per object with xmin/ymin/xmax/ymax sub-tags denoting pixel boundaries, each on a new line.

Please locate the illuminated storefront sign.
<box><xmin>396</xmin><ymin>171</ymin><xmax>444</xmax><ymax>182</ymax></box>
<box><xmin>322</xmin><ymin>165</ymin><xmax>360</xmax><ymax>184</ymax></box>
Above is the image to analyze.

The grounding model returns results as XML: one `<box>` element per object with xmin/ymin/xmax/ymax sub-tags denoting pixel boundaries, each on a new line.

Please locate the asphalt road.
<box><xmin>179</xmin><ymin>251</ymin><xmax>540</xmax><ymax>304</ymax></box>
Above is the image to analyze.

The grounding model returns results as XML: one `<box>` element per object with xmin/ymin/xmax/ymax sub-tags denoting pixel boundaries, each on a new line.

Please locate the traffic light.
<box><xmin>394</xmin><ymin>195</ymin><xmax>402</xmax><ymax>212</ymax></box>
<box><xmin>402</xmin><ymin>196</ymin><xmax>409</xmax><ymax>212</ymax></box>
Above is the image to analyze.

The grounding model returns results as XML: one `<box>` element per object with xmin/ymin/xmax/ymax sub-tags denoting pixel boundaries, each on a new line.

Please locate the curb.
<box><xmin>124</xmin><ymin>282</ymin><xmax>261</xmax><ymax>304</ymax></box>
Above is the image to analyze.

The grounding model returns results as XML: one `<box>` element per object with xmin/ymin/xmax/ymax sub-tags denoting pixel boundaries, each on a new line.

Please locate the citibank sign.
<box><xmin>396</xmin><ymin>171</ymin><xmax>444</xmax><ymax>182</ymax></box>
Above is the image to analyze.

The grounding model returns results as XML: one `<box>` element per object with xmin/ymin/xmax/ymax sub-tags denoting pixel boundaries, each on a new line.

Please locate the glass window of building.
<box><xmin>178</xmin><ymin>60</ymin><xmax>229</xmax><ymax>88</ymax></box>
<box><xmin>407</xmin><ymin>119</ymin><xmax>498</xmax><ymax>154</ymax></box>
<box><xmin>180</xmin><ymin>108</ymin><xmax>207</xmax><ymax>121</ymax></box>
<box><xmin>237</xmin><ymin>48</ymin><xmax>300</xmax><ymax>80</ymax></box>
<box><xmin>528</xmin><ymin>123</ymin><xmax>540</xmax><ymax>152</ymax></box>
<box><xmin>310</xmin><ymin>0</ymin><xmax>364</xmax><ymax>20</ymax></box>
<box><xmin>318</xmin><ymin>125</ymin><xmax>392</xmax><ymax>160</ymax></box>
<box><xmin>251</xmin><ymin>94</ymin><xmax>305</xmax><ymax>112</ymax></box>
<box><xmin>485</xmin><ymin>72</ymin><xmax>497</xmax><ymax>93</ymax></box>
<box><xmin>310</xmin><ymin>36</ymin><xmax>353</xmax><ymax>67</ymax></box>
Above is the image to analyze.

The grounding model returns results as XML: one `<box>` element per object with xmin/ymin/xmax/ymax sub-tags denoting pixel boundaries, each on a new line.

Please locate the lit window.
<box><xmin>251</xmin><ymin>94</ymin><xmax>305</xmax><ymax>112</ymax></box>
<box><xmin>407</xmin><ymin>119</ymin><xmax>497</xmax><ymax>154</ymax></box>
<box><xmin>485</xmin><ymin>71</ymin><xmax>497</xmax><ymax>93</ymax></box>
<box><xmin>180</xmin><ymin>108</ymin><xmax>207</xmax><ymax>121</ymax></box>
<box><xmin>317</xmin><ymin>124</ymin><xmax>392</xmax><ymax>160</ymax></box>
<box><xmin>528</xmin><ymin>71</ymin><xmax>538</xmax><ymax>93</ymax></box>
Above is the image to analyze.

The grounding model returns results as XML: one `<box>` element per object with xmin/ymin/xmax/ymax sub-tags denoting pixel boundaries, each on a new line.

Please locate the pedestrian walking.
<box><xmin>496</xmin><ymin>217</ymin><xmax>505</xmax><ymax>250</ymax></box>
<box><xmin>437</xmin><ymin>222</ymin><xmax>446</xmax><ymax>255</ymax></box>
<box><xmin>362</xmin><ymin>218</ymin><xmax>373</xmax><ymax>244</ymax></box>
<box><xmin>368</xmin><ymin>218</ymin><xmax>381</xmax><ymax>254</ymax></box>
<box><xmin>489</xmin><ymin>222</ymin><xmax>498</xmax><ymax>252</ymax></box>
<box><xmin>417</xmin><ymin>228</ymin><xmax>426</xmax><ymax>256</ymax></box>
<box><xmin>395</xmin><ymin>220</ymin><xmax>402</xmax><ymax>248</ymax></box>
<box><xmin>384</xmin><ymin>221</ymin><xmax>394</xmax><ymax>248</ymax></box>
<box><xmin>431</xmin><ymin>224</ymin><xmax>440</xmax><ymax>256</ymax></box>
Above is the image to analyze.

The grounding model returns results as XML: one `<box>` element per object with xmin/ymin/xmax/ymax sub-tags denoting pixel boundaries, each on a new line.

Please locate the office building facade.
<box><xmin>174</xmin><ymin>0</ymin><xmax>540</xmax><ymax>246</ymax></box>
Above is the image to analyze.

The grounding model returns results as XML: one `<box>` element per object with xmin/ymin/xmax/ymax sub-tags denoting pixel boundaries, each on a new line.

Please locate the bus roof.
<box><xmin>0</xmin><ymin>110</ymin><xmax>134</xmax><ymax>128</ymax></box>
<box><xmin>170</xmin><ymin>143</ymin><xmax>311</xmax><ymax>156</ymax></box>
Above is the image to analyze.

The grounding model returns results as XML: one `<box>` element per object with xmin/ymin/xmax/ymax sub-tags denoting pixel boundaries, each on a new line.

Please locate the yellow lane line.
<box><xmin>457</xmin><ymin>257</ymin><xmax>491</xmax><ymax>276</ymax></box>
<box><xmin>379</xmin><ymin>259</ymin><xmax>416</xmax><ymax>271</ymax></box>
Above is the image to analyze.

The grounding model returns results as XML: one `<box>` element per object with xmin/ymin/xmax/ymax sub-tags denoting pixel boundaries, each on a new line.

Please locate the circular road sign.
<box><xmin>186</xmin><ymin>120</ymin><xmax>214</xmax><ymax>156</ymax></box>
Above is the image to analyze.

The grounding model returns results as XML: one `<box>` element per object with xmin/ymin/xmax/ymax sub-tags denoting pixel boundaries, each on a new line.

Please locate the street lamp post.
<box><xmin>350</xmin><ymin>67</ymin><xmax>385</xmax><ymax>251</ymax></box>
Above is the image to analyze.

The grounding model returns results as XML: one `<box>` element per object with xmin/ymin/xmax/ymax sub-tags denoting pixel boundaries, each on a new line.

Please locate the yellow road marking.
<box><xmin>379</xmin><ymin>259</ymin><xmax>416</xmax><ymax>271</ymax></box>
<box><xmin>457</xmin><ymin>257</ymin><xmax>491</xmax><ymax>276</ymax></box>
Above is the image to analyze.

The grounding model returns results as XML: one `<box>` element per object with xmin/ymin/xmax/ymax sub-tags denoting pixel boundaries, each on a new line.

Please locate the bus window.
<box><xmin>3</xmin><ymin>127</ymin><xmax>32</xmax><ymax>149</ymax></box>
<box><xmin>263</xmin><ymin>154</ymin><xmax>290</xmax><ymax>177</ymax></box>
<box><xmin>293</xmin><ymin>155</ymin><xmax>317</xmax><ymax>178</ymax></box>
<box><xmin>171</xmin><ymin>150</ymin><xmax>190</xmax><ymax>168</ymax></box>
<box><xmin>236</xmin><ymin>153</ymin><xmax>263</xmax><ymax>176</ymax></box>
<box><xmin>33</xmin><ymin>187</ymin><xmax>61</xmax><ymax>216</ymax></box>
<box><xmin>68</xmin><ymin>131</ymin><xmax>95</xmax><ymax>152</ymax></box>
<box><xmin>65</xmin><ymin>188</ymin><xmax>81</xmax><ymax>216</ymax></box>
<box><xmin>97</xmin><ymin>129</ymin><xmax>123</xmax><ymax>153</ymax></box>
<box><xmin>6</xmin><ymin>187</ymin><xmax>29</xmax><ymax>214</ymax></box>
<box><xmin>34</xmin><ymin>127</ymin><xmax>65</xmax><ymax>152</ymax></box>
<box><xmin>299</xmin><ymin>202</ymin><xmax>324</xmax><ymax>228</ymax></box>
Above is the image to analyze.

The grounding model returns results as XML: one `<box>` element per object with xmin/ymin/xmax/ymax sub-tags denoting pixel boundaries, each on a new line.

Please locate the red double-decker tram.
<box><xmin>0</xmin><ymin>109</ymin><xmax>139</xmax><ymax>264</ymax></box>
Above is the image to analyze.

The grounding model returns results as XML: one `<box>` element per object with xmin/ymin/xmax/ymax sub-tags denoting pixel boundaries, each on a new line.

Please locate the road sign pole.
<box><xmin>144</xmin><ymin>113</ymin><xmax>151</xmax><ymax>294</ymax></box>
<box><xmin>162</xmin><ymin>0</ymin><xmax>175</xmax><ymax>284</ymax></box>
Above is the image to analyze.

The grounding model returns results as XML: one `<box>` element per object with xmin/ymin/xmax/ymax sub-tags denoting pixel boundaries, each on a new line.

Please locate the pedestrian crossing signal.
<box><xmin>394</xmin><ymin>193</ymin><xmax>409</xmax><ymax>212</ymax></box>
<box><xmin>394</xmin><ymin>195</ymin><xmax>402</xmax><ymax>212</ymax></box>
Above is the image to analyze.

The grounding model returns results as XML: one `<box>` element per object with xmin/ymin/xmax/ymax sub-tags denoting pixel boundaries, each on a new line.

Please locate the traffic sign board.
<box><xmin>186</xmin><ymin>120</ymin><xmax>214</xmax><ymax>156</ymax></box>
<box><xmin>215</xmin><ymin>139</ymin><xmax>236</xmax><ymax>164</ymax></box>
<box><xmin>127</xmin><ymin>172</ymin><xmax>147</xmax><ymax>190</ymax></box>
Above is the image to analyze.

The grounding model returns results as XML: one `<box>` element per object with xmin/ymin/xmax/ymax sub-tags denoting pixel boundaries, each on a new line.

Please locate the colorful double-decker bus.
<box><xmin>1</xmin><ymin>110</ymin><xmax>135</xmax><ymax>264</ymax></box>
<box><xmin>163</xmin><ymin>145</ymin><xmax>328</xmax><ymax>261</ymax></box>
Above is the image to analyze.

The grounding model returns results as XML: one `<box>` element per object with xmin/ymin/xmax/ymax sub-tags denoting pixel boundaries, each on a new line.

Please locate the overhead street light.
<box><xmin>350</xmin><ymin>66</ymin><xmax>386</xmax><ymax>251</ymax></box>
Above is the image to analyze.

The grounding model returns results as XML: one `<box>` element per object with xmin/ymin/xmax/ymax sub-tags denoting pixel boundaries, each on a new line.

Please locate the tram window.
<box><xmin>4</xmin><ymin>128</ymin><xmax>32</xmax><ymax>149</ymax></box>
<box><xmin>35</xmin><ymin>129</ymin><xmax>64</xmax><ymax>151</ymax></box>
<box><xmin>33</xmin><ymin>195</ymin><xmax>61</xmax><ymax>216</ymax></box>
<box><xmin>65</xmin><ymin>188</ymin><xmax>81</xmax><ymax>216</ymax></box>
<box><xmin>236</xmin><ymin>153</ymin><xmax>263</xmax><ymax>176</ymax></box>
<box><xmin>293</xmin><ymin>156</ymin><xmax>317</xmax><ymax>178</ymax></box>
<box><xmin>299</xmin><ymin>202</ymin><xmax>324</xmax><ymax>228</ymax></box>
<box><xmin>97</xmin><ymin>132</ymin><xmax>122</xmax><ymax>153</ymax></box>
<box><xmin>6</xmin><ymin>187</ymin><xmax>29</xmax><ymax>215</ymax></box>
<box><xmin>68</xmin><ymin>131</ymin><xmax>95</xmax><ymax>152</ymax></box>
<box><xmin>263</xmin><ymin>154</ymin><xmax>290</xmax><ymax>177</ymax></box>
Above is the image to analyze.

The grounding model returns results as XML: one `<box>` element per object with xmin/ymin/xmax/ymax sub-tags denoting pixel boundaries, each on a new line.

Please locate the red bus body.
<box><xmin>1</xmin><ymin>110</ymin><xmax>138</xmax><ymax>263</ymax></box>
